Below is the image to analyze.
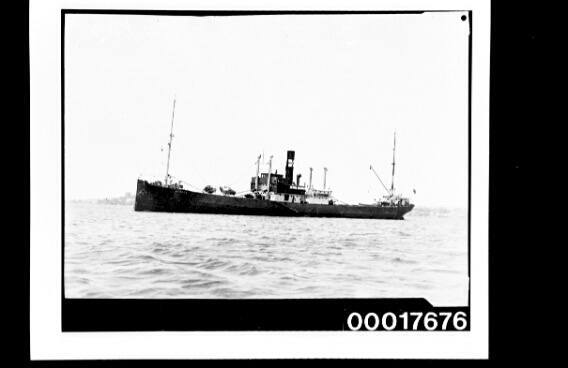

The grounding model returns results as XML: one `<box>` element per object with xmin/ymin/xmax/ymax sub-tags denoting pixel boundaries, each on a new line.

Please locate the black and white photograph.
<box><xmin>64</xmin><ymin>10</ymin><xmax>468</xmax><ymax>304</ymax></box>
<box><xmin>29</xmin><ymin>0</ymin><xmax>490</xmax><ymax>360</ymax></box>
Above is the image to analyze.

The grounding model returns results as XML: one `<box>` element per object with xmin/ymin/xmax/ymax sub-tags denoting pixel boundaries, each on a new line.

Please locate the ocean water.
<box><xmin>64</xmin><ymin>202</ymin><xmax>469</xmax><ymax>306</ymax></box>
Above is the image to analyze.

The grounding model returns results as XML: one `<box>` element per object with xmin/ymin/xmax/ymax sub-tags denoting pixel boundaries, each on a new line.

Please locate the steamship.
<box><xmin>134</xmin><ymin>99</ymin><xmax>414</xmax><ymax>220</ymax></box>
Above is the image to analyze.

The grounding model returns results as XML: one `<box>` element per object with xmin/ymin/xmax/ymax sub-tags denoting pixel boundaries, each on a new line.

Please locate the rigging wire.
<box><xmin>164</xmin><ymin>158</ymin><xmax>259</xmax><ymax>192</ymax></box>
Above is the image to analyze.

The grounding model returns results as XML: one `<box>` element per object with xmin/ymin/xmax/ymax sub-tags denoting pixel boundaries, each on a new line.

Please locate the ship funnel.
<box><xmin>285</xmin><ymin>150</ymin><xmax>295</xmax><ymax>185</ymax></box>
<box><xmin>296</xmin><ymin>174</ymin><xmax>302</xmax><ymax>187</ymax></box>
<box><xmin>309</xmin><ymin>168</ymin><xmax>313</xmax><ymax>189</ymax></box>
<box><xmin>323</xmin><ymin>167</ymin><xmax>328</xmax><ymax>190</ymax></box>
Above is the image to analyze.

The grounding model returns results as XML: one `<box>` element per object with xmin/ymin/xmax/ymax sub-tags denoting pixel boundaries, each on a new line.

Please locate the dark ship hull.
<box><xmin>134</xmin><ymin>179</ymin><xmax>414</xmax><ymax>220</ymax></box>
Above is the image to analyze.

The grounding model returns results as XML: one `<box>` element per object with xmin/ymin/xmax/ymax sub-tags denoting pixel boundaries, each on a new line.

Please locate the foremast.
<box><xmin>164</xmin><ymin>97</ymin><xmax>176</xmax><ymax>186</ymax></box>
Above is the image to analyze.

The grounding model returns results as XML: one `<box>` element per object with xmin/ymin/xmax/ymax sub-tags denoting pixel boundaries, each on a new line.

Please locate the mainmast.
<box><xmin>164</xmin><ymin>97</ymin><xmax>176</xmax><ymax>186</ymax></box>
<box><xmin>390</xmin><ymin>131</ymin><xmax>396</xmax><ymax>194</ymax></box>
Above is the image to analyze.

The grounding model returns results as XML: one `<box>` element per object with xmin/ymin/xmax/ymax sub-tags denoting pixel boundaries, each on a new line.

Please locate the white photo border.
<box><xmin>30</xmin><ymin>0</ymin><xmax>490</xmax><ymax>359</ymax></box>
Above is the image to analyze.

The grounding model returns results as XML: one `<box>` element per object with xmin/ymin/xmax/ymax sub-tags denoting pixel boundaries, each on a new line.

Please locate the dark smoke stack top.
<box><xmin>285</xmin><ymin>150</ymin><xmax>295</xmax><ymax>185</ymax></box>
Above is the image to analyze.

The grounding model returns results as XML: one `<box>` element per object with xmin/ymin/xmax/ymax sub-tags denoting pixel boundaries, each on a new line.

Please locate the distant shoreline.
<box><xmin>69</xmin><ymin>192</ymin><xmax>135</xmax><ymax>206</ymax></box>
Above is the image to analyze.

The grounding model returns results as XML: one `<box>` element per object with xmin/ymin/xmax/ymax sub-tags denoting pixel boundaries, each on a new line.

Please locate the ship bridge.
<box><xmin>250</xmin><ymin>150</ymin><xmax>336</xmax><ymax>205</ymax></box>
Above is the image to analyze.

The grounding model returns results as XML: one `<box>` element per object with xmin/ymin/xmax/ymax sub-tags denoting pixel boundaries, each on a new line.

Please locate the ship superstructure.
<box><xmin>248</xmin><ymin>150</ymin><xmax>334</xmax><ymax>205</ymax></box>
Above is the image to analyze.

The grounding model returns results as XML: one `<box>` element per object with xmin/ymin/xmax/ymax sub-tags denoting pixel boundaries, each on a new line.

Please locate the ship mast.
<box><xmin>164</xmin><ymin>97</ymin><xmax>176</xmax><ymax>186</ymax></box>
<box><xmin>390</xmin><ymin>131</ymin><xmax>396</xmax><ymax>195</ymax></box>
<box><xmin>255</xmin><ymin>154</ymin><xmax>261</xmax><ymax>191</ymax></box>
<box><xmin>266</xmin><ymin>155</ymin><xmax>273</xmax><ymax>199</ymax></box>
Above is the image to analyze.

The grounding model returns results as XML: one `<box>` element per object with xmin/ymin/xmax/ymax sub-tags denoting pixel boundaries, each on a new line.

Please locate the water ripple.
<box><xmin>64</xmin><ymin>202</ymin><xmax>469</xmax><ymax>305</ymax></box>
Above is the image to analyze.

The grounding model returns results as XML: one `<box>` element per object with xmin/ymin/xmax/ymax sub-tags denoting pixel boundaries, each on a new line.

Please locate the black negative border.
<box><xmin>61</xmin><ymin>9</ymin><xmax>473</xmax><ymax>331</ymax></box>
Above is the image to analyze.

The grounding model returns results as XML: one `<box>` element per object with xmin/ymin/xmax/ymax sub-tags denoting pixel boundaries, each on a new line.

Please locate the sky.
<box><xmin>64</xmin><ymin>12</ymin><xmax>469</xmax><ymax>207</ymax></box>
